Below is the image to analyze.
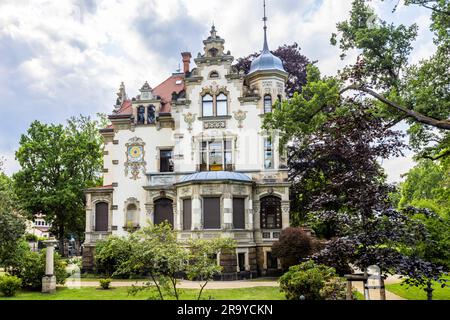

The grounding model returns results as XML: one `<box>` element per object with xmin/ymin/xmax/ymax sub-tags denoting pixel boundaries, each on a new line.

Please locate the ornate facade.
<box><xmin>82</xmin><ymin>22</ymin><xmax>291</xmax><ymax>278</ymax></box>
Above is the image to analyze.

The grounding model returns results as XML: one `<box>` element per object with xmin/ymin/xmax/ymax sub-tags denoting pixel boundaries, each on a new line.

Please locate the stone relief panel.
<box><xmin>124</xmin><ymin>137</ymin><xmax>147</xmax><ymax>180</ymax></box>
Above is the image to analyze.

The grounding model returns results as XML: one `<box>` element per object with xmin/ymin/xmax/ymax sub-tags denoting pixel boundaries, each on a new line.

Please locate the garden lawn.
<box><xmin>386</xmin><ymin>278</ymin><xmax>450</xmax><ymax>300</ymax></box>
<box><xmin>0</xmin><ymin>286</ymin><xmax>286</xmax><ymax>300</ymax></box>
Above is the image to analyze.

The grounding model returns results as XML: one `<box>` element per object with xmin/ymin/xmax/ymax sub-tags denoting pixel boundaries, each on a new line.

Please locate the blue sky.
<box><xmin>0</xmin><ymin>0</ymin><xmax>436</xmax><ymax>181</ymax></box>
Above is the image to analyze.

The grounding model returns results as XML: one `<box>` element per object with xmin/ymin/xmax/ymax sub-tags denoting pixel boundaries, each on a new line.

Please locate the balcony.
<box><xmin>85</xmin><ymin>231</ymin><xmax>112</xmax><ymax>244</ymax></box>
<box><xmin>147</xmin><ymin>172</ymin><xmax>179</xmax><ymax>187</ymax></box>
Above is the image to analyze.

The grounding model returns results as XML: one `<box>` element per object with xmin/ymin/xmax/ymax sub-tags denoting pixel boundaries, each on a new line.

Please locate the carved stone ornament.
<box><xmin>184</xmin><ymin>112</ymin><xmax>196</xmax><ymax>132</ymax></box>
<box><xmin>204</xmin><ymin>121</ymin><xmax>226</xmax><ymax>130</ymax></box>
<box><xmin>233</xmin><ymin>110</ymin><xmax>247</xmax><ymax>128</ymax></box>
<box><xmin>124</xmin><ymin>137</ymin><xmax>147</xmax><ymax>180</ymax></box>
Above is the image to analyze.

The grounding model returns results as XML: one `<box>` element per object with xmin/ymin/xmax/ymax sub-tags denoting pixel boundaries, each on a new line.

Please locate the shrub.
<box><xmin>99</xmin><ymin>278</ymin><xmax>112</xmax><ymax>290</ymax></box>
<box><xmin>271</xmin><ymin>227</ymin><xmax>314</xmax><ymax>270</ymax></box>
<box><xmin>279</xmin><ymin>260</ymin><xmax>345</xmax><ymax>300</ymax></box>
<box><xmin>95</xmin><ymin>236</ymin><xmax>133</xmax><ymax>278</ymax></box>
<box><xmin>319</xmin><ymin>277</ymin><xmax>347</xmax><ymax>300</ymax></box>
<box><xmin>0</xmin><ymin>274</ymin><xmax>22</xmax><ymax>297</ymax></box>
<box><xmin>11</xmin><ymin>248</ymin><xmax>68</xmax><ymax>290</ymax></box>
<box><xmin>25</xmin><ymin>233</ymin><xmax>39</xmax><ymax>242</ymax></box>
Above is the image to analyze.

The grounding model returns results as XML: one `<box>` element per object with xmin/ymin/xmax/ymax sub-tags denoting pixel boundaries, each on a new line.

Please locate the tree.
<box><xmin>119</xmin><ymin>223</ymin><xmax>235</xmax><ymax>300</ymax></box>
<box><xmin>332</xmin><ymin>0</ymin><xmax>450</xmax><ymax>160</ymax></box>
<box><xmin>264</xmin><ymin>65</ymin><xmax>405</xmax><ymax>228</ymax></box>
<box><xmin>0</xmin><ymin>171</ymin><xmax>26</xmax><ymax>269</ymax></box>
<box><xmin>271</xmin><ymin>228</ymin><xmax>314</xmax><ymax>270</ymax></box>
<box><xmin>264</xmin><ymin>65</ymin><xmax>447</xmax><ymax>296</ymax></box>
<box><xmin>186</xmin><ymin>238</ymin><xmax>235</xmax><ymax>300</ymax></box>
<box><xmin>235</xmin><ymin>43</ymin><xmax>314</xmax><ymax>97</ymax></box>
<box><xmin>13</xmin><ymin>115</ymin><xmax>103</xmax><ymax>255</ymax></box>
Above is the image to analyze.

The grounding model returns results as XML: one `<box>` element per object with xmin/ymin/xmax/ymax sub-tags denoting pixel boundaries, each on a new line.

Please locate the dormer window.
<box><xmin>209</xmin><ymin>71</ymin><xmax>219</xmax><ymax>79</ymax></box>
<box><xmin>202</xmin><ymin>94</ymin><xmax>214</xmax><ymax>117</ymax></box>
<box><xmin>264</xmin><ymin>95</ymin><xmax>273</xmax><ymax>113</ymax></box>
<box><xmin>137</xmin><ymin>106</ymin><xmax>145</xmax><ymax>124</ymax></box>
<box><xmin>147</xmin><ymin>105</ymin><xmax>156</xmax><ymax>124</ymax></box>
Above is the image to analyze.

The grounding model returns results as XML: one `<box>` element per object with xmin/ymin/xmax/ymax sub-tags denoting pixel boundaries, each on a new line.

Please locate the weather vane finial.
<box><xmin>262</xmin><ymin>0</ymin><xmax>269</xmax><ymax>51</ymax></box>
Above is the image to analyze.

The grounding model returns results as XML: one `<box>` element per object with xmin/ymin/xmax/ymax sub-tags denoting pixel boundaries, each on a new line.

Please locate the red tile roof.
<box><xmin>113</xmin><ymin>74</ymin><xmax>185</xmax><ymax>115</ymax></box>
<box><xmin>153</xmin><ymin>74</ymin><xmax>185</xmax><ymax>113</ymax></box>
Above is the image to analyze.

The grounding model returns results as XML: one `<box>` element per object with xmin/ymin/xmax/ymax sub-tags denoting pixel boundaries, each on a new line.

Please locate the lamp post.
<box><xmin>42</xmin><ymin>239</ymin><xmax>58</xmax><ymax>293</ymax></box>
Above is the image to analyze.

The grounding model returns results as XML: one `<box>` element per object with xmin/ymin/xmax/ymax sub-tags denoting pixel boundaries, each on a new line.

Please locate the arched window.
<box><xmin>209</xmin><ymin>71</ymin><xmax>219</xmax><ymax>79</ymax></box>
<box><xmin>216</xmin><ymin>93</ymin><xmax>228</xmax><ymax>116</ymax></box>
<box><xmin>264</xmin><ymin>95</ymin><xmax>273</xmax><ymax>113</ymax></box>
<box><xmin>137</xmin><ymin>106</ymin><xmax>145</xmax><ymax>124</ymax></box>
<box><xmin>147</xmin><ymin>105</ymin><xmax>156</xmax><ymax>124</ymax></box>
<box><xmin>154</xmin><ymin>198</ymin><xmax>174</xmax><ymax>228</ymax></box>
<box><xmin>95</xmin><ymin>202</ymin><xmax>109</xmax><ymax>232</ymax></box>
<box><xmin>260</xmin><ymin>196</ymin><xmax>281</xmax><ymax>229</ymax></box>
<box><xmin>202</xmin><ymin>94</ymin><xmax>214</xmax><ymax>117</ymax></box>
<box><xmin>126</xmin><ymin>204</ymin><xmax>138</xmax><ymax>228</ymax></box>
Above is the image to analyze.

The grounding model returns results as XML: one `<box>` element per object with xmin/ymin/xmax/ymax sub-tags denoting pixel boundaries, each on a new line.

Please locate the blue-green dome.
<box><xmin>248</xmin><ymin>48</ymin><xmax>285</xmax><ymax>74</ymax></box>
<box><xmin>178</xmin><ymin>171</ymin><xmax>252</xmax><ymax>184</ymax></box>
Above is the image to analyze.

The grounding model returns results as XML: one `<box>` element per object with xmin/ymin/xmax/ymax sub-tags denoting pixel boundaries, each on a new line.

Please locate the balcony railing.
<box><xmin>148</xmin><ymin>173</ymin><xmax>178</xmax><ymax>186</ymax></box>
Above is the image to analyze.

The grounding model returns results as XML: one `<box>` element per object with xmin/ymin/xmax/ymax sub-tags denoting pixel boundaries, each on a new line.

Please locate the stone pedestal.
<box><xmin>42</xmin><ymin>239</ymin><xmax>58</xmax><ymax>293</ymax></box>
<box><xmin>42</xmin><ymin>275</ymin><xmax>56</xmax><ymax>293</ymax></box>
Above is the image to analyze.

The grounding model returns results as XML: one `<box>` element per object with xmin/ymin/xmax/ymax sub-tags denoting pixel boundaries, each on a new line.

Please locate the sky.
<box><xmin>0</xmin><ymin>0</ymin><xmax>436</xmax><ymax>182</ymax></box>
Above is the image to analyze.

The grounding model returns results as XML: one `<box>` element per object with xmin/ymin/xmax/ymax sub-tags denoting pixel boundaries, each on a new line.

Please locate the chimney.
<box><xmin>181</xmin><ymin>52</ymin><xmax>192</xmax><ymax>74</ymax></box>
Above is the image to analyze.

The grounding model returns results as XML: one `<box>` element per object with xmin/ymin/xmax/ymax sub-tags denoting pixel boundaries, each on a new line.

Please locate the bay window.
<box><xmin>200</xmin><ymin>140</ymin><xmax>233</xmax><ymax>172</ymax></box>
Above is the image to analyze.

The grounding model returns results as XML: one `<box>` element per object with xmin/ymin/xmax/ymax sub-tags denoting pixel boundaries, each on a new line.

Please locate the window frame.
<box><xmin>264</xmin><ymin>137</ymin><xmax>274</xmax><ymax>170</ymax></box>
<box><xmin>200</xmin><ymin>139</ymin><xmax>233</xmax><ymax>172</ymax></box>
<box><xmin>264</xmin><ymin>94</ymin><xmax>273</xmax><ymax>114</ymax></box>
<box><xmin>201</xmin><ymin>92</ymin><xmax>228</xmax><ymax>117</ymax></box>
<box><xmin>202</xmin><ymin>94</ymin><xmax>214</xmax><ymax>117</ymax></box>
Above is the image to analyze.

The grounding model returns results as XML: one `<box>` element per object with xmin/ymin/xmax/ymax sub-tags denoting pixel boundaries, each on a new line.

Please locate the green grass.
<box><xmin>0</xmin><ymin>286</ymin><xmax>285</xmax><ymax>300</ymax></box>
<box><xmin>386</xmin><ymin>281</ymin><xmax>450</xmax><ymax>300</ymax></box>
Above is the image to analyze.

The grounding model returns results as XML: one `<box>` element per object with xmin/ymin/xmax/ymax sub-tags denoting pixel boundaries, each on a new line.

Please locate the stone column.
<box><xmin>247</xmin><ymin>198</ymin><xmax>254</xmax><ymax>230</ymax></box>
<box><xmin>281</xmin><ymin>201</ymin><xmax>290</xmax><ymax>229</ymax></box>
<box><xmin>192</xmin><ymin>196</ymin><xmax>202</xmax><ymax>230</ymax></box>
<box><xmin>42</xmin><ymin>240</ymin><xmax>58</xmax><ymax>293</ymax></box>
<box><xmin>223</xmin><ymin>197</ymin><xmax>233</xmax><ymax>230</ymax></box>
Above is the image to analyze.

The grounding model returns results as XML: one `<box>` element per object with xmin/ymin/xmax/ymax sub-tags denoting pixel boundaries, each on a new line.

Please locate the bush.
<box><xmin>319</xmin><ymin>277</ymin><xmax>347</xmax><ymax>300</ymax></box>
<box><xmin>95</xmin><ymin>236</ymin><xmax>133</xmax><ymax>278</ymax></box>
<box><xmin>0</xmin><ymin>274</ymin><xmax>22</xmax><ymax>297</ymax></box>
<box><xmin>99</xmin><ymin>278</ymin><xmax>112</xmax><ymax>290</ymax></box>
<box><xmin>25</xmin><ymin>233</ymin><xmax>39</xmax><ymax>242</ymax></box>
<box><xmin>279</xmin><ymin>260</ymin><xmax>345</xmax><ymax>300</ymax></box>
<box><xmin>11</xmin><ymin>248</ymin><xmax>68</xmax><ymax>290</ymax></box>
<box><xmin>271</xmin><ymin>228</ymin><xmax>314</xmax><ymax>270</ymax></box>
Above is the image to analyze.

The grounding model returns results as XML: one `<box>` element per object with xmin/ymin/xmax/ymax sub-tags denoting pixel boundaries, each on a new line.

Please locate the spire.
<box><xmin>210</xmin><ymin>22</ymin><xmax>217</xmax><ymax>39</ymax></box>
<box><xmin>262</xmin><ymin>0</ymin><xmax>269</xmax><ymax>52</ymax></box>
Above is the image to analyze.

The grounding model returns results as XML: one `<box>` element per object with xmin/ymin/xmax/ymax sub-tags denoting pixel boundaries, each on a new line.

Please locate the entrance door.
<box><xmin>154</xmin><ymin>198</ymin><xmax>174</xmax><ymax>227</ymax></box>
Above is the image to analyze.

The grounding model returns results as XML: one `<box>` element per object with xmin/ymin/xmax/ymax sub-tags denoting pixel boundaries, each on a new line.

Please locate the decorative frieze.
<box><xmin>203</xmin><ymin>121</ymin><xmax>226</xmax><ymax>130</ymax></box>
<box><xmin>183</xmin><ymin>112</ymin><xmax>196</xmax><ymax>132</ymax></box>
<box><xmin>124</xmin><ymin>137</ymin><xmax>146</xmax><ymax>180</ymax></box>
<box><xmin>233</xmin><ymin>110</ymin><xmax>247</xmax><ymax>128</ymax></box>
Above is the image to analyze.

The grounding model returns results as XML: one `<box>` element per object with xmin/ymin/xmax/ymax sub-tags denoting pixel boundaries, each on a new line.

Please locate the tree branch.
<box><xmin>422</xmin><ymin>150</ymin><xmax>450</xmax><ymax>161</ymax></box>
<box><xmin>340</xmin><ymin>85</ymin><xmax>450</xmax><ymax>130</ymax></box>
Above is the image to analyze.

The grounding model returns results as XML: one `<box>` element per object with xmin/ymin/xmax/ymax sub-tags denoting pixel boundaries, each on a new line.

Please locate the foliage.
<box><xmin>0</xmin><ymin>274</ymin><xmax>22</xmax><ymax>297</ymax></box>
<box><xmin>186</xmin><ymin>238</ymin><xmax>236</xmax><ymax>300</ymax></box>
<box><xmin>332</xmin><ymin>0</ymin><xmax>450</xmax><ymax>158</ymax></box>
<box><xmin>278</xmin><ymin>260</ymin><xmax>344</xmax><ymax>300</ymax></box>
<box><xmin>271</xmin><ymin>228</ymin><xmax>314</xmax><ymax>270</ymax></box>
<box><xmin>13</xmin><ymin>115</ymin><xmax>104</xmax><ymax>254</ymax></box>
<box><xmin>25</xmin><ymin>233</ymin><xmax>39</xmax><ymax>242</ymax></box>
<box><xmin>319</xmin><ymin>277</ymin><xmax>348</xmax><ymax>301</ymax></box>
<box><xmin>118</xmin><ymin>223</ymin><xmax>188</xmax><ymax>300</ymax></box>
<box><xmin>10</xmin><ymin>247</ymin><xmax>68</xmax><ymax>290</ymax></box>
<box><xmin>235</xmin><ymin>43</ymin><xmax>313</xmax><ymax>97</ymax></box>
<box><xmin>0</xmin><ymin>175</ymin><xmax>26</xmax><ymax>268</ymax></box>
<box><xmin>94</xmin><ymin>236</ymin><xmax>133</xmax><ymax>278</ymax></box>
<box><xmin>117</xmin><ymin>223</ymin><xmax>236</xmax><ymax>300</ymax></box>
<box><xmin>99</xmin><ymin>278</ymin><xmax>112</xmax><ymax>290</ymax></box>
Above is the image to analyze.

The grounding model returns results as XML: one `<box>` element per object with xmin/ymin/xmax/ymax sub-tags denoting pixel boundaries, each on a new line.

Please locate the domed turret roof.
<box><xmin>249</xmin><ymin>47</ymin><xmax>285</xmax><ymax>74</ymax></box>
<box><xmin>248</xmin><ymin>1</ymin><xmax>286</xmax><ymax>76</ymax></box>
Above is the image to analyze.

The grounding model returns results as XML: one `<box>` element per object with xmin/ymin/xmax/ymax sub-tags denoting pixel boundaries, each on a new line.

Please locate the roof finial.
<box><xmin>263</xmin><ymin>0</ymin><xmax>269</xmax><ymax>52</ymax></box>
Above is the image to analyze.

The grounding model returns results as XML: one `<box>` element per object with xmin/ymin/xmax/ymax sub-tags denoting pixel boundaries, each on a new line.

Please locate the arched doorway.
<box><xmin>260</xmin><ymin>196</ymin><xmax>281</xmax><ymax>229</ymax></box>
<box><xmin>95</xmin><ymin>202</ymin><xmax>109</xmax><ymax>231</ymax></box>
<box><xmin>154</xmin><ymin>198</ymin><xmax>174</xmax><ymax>227</ymax></box>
